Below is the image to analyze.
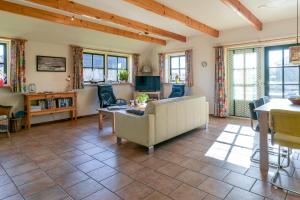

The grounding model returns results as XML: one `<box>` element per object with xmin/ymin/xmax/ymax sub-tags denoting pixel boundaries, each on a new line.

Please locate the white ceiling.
<box><xmin>1</xmin><ymin>0</ymin><xmax>298</xmax><ymax>44</ymax></box>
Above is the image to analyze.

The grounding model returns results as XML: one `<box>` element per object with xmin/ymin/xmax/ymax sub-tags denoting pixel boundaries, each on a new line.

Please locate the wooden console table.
<box><xmin>24</xmin><ymin>91</ymin><xmax>77</xmax><ymax>128</ymax></box>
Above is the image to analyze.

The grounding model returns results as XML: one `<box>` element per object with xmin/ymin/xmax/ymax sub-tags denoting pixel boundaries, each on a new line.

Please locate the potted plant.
<box><xmin>118</xmin><ymin>70</ymin><xmax>129</xmax><ymax>82</ymax></box>
<box><xmin>136</xmin><ymin>93</ymin><xmax>149</xmax><ymax>106</ymax></box>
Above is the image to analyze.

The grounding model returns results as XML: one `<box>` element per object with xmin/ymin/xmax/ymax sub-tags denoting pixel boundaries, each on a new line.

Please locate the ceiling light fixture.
<box><xmin>290</xmin><ymin>0</ymin><xmax>300</xmax><ymax>64</ymax></box>
<box><xmin>71</xmin><ymin>16</ymin><xmax>75</xmax><ymax>21</ymax></box>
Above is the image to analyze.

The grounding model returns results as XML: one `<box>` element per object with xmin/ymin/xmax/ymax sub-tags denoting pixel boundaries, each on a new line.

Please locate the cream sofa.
<box><xmin>115</xmin><ymin>96</ymin><xmax>209</xmax><ymax>153</ymax></box>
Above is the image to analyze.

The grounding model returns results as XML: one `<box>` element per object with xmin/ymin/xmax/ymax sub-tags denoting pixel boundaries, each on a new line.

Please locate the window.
<box><xmin>170</xmin><ymin>55</ymin><xmax>186</xmax><ymax>82</ymax></box>
<box><xmin>0</xmin><ymin>43</ymin><xmax>7</xmax><ymax>85</ymax></box>
<box><xmin>83</xmin><ymin>53</ymin><xmax>105</xmax><ymax>82</ymax></box>
<box><xmin>107</xmin><ymin>55</ymin><xmax>128</xmax><ymax>82</ymax></box>
<box><xmin>265</xmin><ymin>45</ymin><xmax>299</xmax><ymax>98</ymax></box>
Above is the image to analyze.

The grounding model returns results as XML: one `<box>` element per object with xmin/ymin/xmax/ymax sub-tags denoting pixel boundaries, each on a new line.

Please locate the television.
<box><xmin>135</xmin><ymin>76</ymin><xmax>160</xmax><ymax>92</ymax></box>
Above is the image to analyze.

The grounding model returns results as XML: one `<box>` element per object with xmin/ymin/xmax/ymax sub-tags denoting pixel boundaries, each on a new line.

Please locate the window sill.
<box><xmin>84</xmin><ymin>82</ymin><xmax>133</xmax><ymax>87</ymax></box>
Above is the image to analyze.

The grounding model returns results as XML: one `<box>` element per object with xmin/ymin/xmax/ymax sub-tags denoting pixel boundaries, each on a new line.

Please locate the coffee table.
<box><xmin>97</xmin><ymin>105</ymin><xmax>146</xmax><ymax>133</ymax></box>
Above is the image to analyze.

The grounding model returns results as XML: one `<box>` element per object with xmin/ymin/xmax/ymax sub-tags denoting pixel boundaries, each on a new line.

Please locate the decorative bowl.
<box><xmin>288</xmin><ymin>96</ymin><xmax>300</xmax><ymax>105</ymax></box>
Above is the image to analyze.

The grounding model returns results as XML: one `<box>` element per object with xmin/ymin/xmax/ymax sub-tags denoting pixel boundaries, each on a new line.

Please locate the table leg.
<box><xmin>99</xmin><ymin>112</ymin><xmax>103</xmax><ymax>130</ymax></box>
<box><xmin>258</xmin><ymin>111</ymin><xmax>269</xmax><ymax>171</ymax></box>
<box><xmin>112</xmin><ymin>112</ymin><xmax>115</xmax><ymax>134</ymax></box>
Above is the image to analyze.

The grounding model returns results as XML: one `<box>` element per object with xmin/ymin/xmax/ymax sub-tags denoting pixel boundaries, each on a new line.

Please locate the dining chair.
<box><xmin>0</xmin><ymin>105</ymin><xmax>12</xmax><ymax>138</ymax></box>
<box><xmin>270</xmin><ymin>109</ymin><xmax>300</xmax><ymax>194</ymax></box>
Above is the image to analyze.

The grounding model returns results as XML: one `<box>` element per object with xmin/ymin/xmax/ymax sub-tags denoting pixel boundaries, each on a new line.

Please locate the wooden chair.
<box><xmin>0</xmin><ymin>105</ymin><xmax>13</xmax><ymax>138</ymax></box>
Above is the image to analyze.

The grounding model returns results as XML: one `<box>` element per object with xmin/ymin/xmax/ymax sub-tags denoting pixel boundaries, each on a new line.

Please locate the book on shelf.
<box><xmin>30</xmin><ymin>98</ymin><xmax>73</xmax><ymax>111</ymax></box>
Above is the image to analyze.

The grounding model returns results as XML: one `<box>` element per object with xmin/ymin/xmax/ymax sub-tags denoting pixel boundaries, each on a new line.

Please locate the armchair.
<box><xmin>168</xmin><ymin>84</ymin><xmax>185</xmax><ymax>98</ymax></box>
<box><xmin>97</xmin><ymin>85</ymin><xmax>127</xmax><ymax>108</ymax></box>
<box><xmin>0</xmin><ymin>105</ymin><xmax>12</xmax><ymax>138</ymax></box>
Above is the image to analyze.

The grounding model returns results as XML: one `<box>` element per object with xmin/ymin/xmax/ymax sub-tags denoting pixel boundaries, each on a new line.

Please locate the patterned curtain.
<box><xmin>158</xmin><ymin>53</ymin><xmax>165</xmax><ymax>96</ymax></box>
<box><xmin>71</xmin><ymin>46</ymin><xmax>84</xmax><ymax>89</ymax></box>
<box><xmin>10</xmin><ymin>39</ymin><xmax>26</xmax><ymax>93</ymax></box>
<box><xmin>132</xmin><ymin>54</ymin><xmax>139</xmax><ymax>86</ymax></box>
<box><xmin>185</xmin><ymin>49</ymin><xmax>193</xmax><ymax>87</ymax></box>
<box><xmin>214</xmin><ymin>47</ymin><xmax>227</xmax><ymax>117</ymax></box>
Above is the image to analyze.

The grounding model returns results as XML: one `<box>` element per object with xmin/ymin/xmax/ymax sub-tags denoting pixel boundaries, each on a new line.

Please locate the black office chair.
<box><xmin>97</xmin><ymin>85</ymin><xmax>127</xmax><ymax>108</ymax></box>
<box><xmin>249</xmin><ymin>102</ymin><xmax>258</xmax><ymax>131</ymax></box>
<box><xmin>168</xmin><ymin>84</ymin><xmax>185</xmax><ymax>98</ymax></box>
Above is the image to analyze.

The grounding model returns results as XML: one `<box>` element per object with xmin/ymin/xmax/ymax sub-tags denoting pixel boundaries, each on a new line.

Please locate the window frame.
<box><xmin>265</xmin><ymin>44</ymin><xmax>300</xmax><ymax>98</ymax></box>
<box><xmin>0</xmin><ymin>42</ymin><xmax>8</xmax><ymax>85</ymax></box>
<box><xmin>107</xmin><ymin>55</ymin><xmax>128</xmax><ymax>82</ymax></box>
<box><xmin>169</xmin><ymin>55</ymin><xmax>186</xmax><ymax>83</ymax></box>
<box><xmin>82</xmin><ymin>52</ymin><xmax>105</xmax><ymax>83</ymax></box>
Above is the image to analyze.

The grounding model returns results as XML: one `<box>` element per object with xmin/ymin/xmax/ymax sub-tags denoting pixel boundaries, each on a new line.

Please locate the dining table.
<box><xmin>254</xmin><ymin>98</ymin><xmax>300</xmax><ymax>171</ymax></box>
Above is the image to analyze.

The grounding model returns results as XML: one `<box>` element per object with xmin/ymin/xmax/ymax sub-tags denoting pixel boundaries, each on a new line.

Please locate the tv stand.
<box><xmin>134</xmin><ymin>91</ymin><xmax>161</xmax><ymax>100</ymax></box>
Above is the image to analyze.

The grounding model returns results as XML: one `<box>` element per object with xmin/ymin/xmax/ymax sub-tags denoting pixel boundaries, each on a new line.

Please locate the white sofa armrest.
<box><xmin>115</xmin><ymin>112</ymin><xmax>155</xmax><ymax>147</ymax></box>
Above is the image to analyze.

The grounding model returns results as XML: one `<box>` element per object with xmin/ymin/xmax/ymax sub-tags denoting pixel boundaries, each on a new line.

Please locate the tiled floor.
<box><xmin>1</xmin><ymin>116</ymin><xmax>300</xmax><ymax>200</ymax></box>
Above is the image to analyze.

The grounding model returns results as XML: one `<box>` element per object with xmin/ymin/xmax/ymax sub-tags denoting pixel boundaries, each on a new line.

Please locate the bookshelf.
<box><xmin>24</xmin><ymin>91</ymin><xmax>77</xmax><ymax>128</ymax></box>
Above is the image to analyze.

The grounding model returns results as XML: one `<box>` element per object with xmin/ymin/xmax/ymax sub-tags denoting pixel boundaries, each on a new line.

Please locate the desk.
<box><xmin>255</xmin><ymin>99</ymin><xmax>300</xmax><ymax>170</ymax></box>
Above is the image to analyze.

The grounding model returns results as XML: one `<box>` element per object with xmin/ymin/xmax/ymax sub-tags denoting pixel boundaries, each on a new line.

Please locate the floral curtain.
<box><xmin>214</xmin><ymin>46</ymin><xmax>227</xmax><ymax>117</ymax></box>
<box><xmin>71</xmin><ymin>46</ymin><xmax>84</xmax><ymax>89</ymax></box>
<box><xmin>132</xmin><ymin>54</ymin><xmax>139</xmax><ymax>86</ymax></box>
<box><xmin>158</xmin><ymin>53</ymin><xmax>165</xmax><ymax>96</ymax></box>
<box><xmin>185</xmin><ymin>49</ymin><xmax>193</xmax><ymax>87</ymax></box>
<box><xmin>10</xmin><ymin>39</ymin><xmax>26</xmax><ymax>93</ymax></box>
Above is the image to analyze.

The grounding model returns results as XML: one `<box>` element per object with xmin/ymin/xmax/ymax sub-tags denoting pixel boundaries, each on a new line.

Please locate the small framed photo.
<box><xmin>37</xmin><ymin>56</ymin><xmax>66</xmax><ymax>72</ymax></box>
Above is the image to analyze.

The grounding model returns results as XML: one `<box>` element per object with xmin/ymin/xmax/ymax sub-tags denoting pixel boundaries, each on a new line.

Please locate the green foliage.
<box><xmin>118</xmin><ymin>70</ymin><xmax>129</xmax><ymax>81</ymax></box>
<box><xmin>136</xmin><ymin>93</ymin><xmax>149</xmax><ymax>103</ymax></box>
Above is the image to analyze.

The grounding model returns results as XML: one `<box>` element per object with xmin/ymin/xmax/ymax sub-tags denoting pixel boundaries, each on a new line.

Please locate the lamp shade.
<box><xmin>290</xmin><ymin>46</ymin><xmax>300</xmax><ymax>64</ymax></box>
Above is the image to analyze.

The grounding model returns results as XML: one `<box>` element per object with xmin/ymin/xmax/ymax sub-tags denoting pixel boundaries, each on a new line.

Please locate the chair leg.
<box><xmin>7</xmin><ymin>130</ymin><xmax>11</xmax><ymax>138</ymax></box>
<box><xmin>117</xmin><ymin>137</ymin><xmax>122</xmax><ymax>145</ymax></box>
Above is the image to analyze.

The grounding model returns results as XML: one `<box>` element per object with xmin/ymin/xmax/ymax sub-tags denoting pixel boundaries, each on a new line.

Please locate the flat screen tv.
<box><xmin>135</xmin><ymin>76</ymin><xmax>160</xmax><ymax>92</ymax></box>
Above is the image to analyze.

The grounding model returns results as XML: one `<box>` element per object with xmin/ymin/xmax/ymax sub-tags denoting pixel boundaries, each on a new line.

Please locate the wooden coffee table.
<box><xmin>97</xmin><ymin>105</ymin><xmax>146</xmax><ymax>133</ymax></box>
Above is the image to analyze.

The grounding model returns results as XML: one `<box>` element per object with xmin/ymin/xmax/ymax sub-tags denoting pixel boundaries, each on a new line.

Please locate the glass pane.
<box><xmin>233</xmin><ymin>86</ymin><xmax>244</xmax><ymax>100</ymax></box>
<box><xmin>83</xmin><ymin>68</ymin><xmax>93</xmax><ymax>81</ymax></box>
<box><xmin>284</xmin><ymin>49</ymin><xmax>297</xmax><ymax>66</ymax></box>
<box><xmin>0</xmin><ymin>45</ymin><xmax>3</xmax><ymax>63</ymax></box>
<box><xmin>171</xmin><ymin>69</ymin><xmax>179</xmax><ymax>81</ymax></box>
<box><xmin>245</xmin><ymin>69</ymin><xmax>256</xmax><ymax>84</ymax></box>
<box><xmin>93</xmin><ymin>55</ymin><xmax>104</xmax><ymax>68</ymax></box>
<box><xmin>245</xmin><ymin>52</ymin><xmax>257</xmax><ymax>69</ymax></box>
<box><xmin>284</xmin><ymin>85</ymin><xmax>299</xmax><ymax>98</ymax></box>
<box><xmin>233</xmin><ymin>53</ymin><xmax>243</xmax><ymax>69</ymax></box>
<box><xmin>269</xmin><ymin>85</ymin><xmax>282</xmax><ymax>98</ymax></box>
<box><xmin>83</xmin><ymin>54</ymin><xmax>92</xmax><ymax>67</ymax></box>
<box><xmin>245</xmin><ymin>86</ymin><xmax>257</xmax><ymax>100</ymax></box>
<box><xmin>284</xmin><ymin>67</ymin><xmax>299</xmax><ymax>84</ymax></box>
<box><xmin>171</xmin><ymin>57</ymin><xmax>179</xmax><ymax>69</ymax></box>
<box><xmin>233</xmin><ymin>69</ymin><xmax>244</xmax><ymax>85</ymax></box>
<box><xmin>93</xmin><ymin>69</ymin><xmax>104</xmax><ymax>81</ymax></box>
<box><xmin>269</xmin><ymin>68</ymin><xmax>282</xmax><ymax>84</ymax></box>
<box><xmin>108</xmin><ymin>56</ymin><xmax>118</xmax><ymax>69</ymax></box>
<box><xmin>118</xmin><ymin>57</ymin><xmax>127</xmax><ymax>69</ymax></box>
<box><xmin>180</xmin><ymin>56</ymin><xmax>186</xmax><ymax>68</ymax></box>
<box><xmin>269</xmin><ymin>50</ymin><xmax>282</xmax><ymax>67</ymax></box>
<box><xmin>107</xmin><ymin>69</ymin><xmax>118</xmax><ymax>81</ymax></box>
<box><xmin>180</xmin><ymin>70</ymin><xmax>186</xmax><ymax>81</ymax></box>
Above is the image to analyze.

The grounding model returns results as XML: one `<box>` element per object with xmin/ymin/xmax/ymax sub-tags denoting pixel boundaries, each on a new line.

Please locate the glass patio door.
<box><xmin>228</xmin><ymin>48</ymin><xmax>261</xmax><ymax>117</ymax></box>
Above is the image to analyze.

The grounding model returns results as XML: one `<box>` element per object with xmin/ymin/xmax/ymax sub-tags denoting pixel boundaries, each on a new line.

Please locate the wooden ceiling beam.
<box><xmin>0</xmin><ymin>1</ymin><xmax>166</xmax><ymax>45</ymax></box>
<box><xmin>26</xmin><ymin>0</ymin><xmax>186</xmax><ymax>42</ymax></box>
<box><xmin>221</xmin><ymin>0</ymin><xmax>263</xmax><ymax>31</ymax></box>
<box><xmin>123</xmin><ymin>0</ymin><xmax>219</xmax><ymax>37</ymax></box>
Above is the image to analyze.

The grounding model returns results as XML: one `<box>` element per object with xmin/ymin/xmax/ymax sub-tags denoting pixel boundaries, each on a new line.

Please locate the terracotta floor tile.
<box><xmin>251</xmin><ymin>180</ymin><xmax>286</xmax><ymax>200</ymax></box>
<box><xmin>143</xmin><ymin>191</ymin><xmax>171</xmax><ymax>200</ymax></box>
<box><xmin>87</xmin><ymin>165</ymin><xmax>118</xmax><ymax>181</ymax></box>
<box><xmin>83</xmin><ymin>147</ymin><xmax>106</xmax><ymax>156</ymax></box>
<box><xmin>18</xmin><ymin>176</ymin><xmax>55</xmax><ymax>197</ymax></box>
<box><xmin>76</xmin><ymin>159</ymin><xmax>105</xmax><ymax>173</ymax></box>
<box><xmin>55</xmin><ymin>170</ymin><xmax>89</xmax><ymax>189</ymax></box>
<box><xmin>157</xmin><ymin>163</ymin><xmax>186</xmax><ymax>177</ymax></box>
<box><xmin>66</xmin><ymin>178</ymin><xmax>103</xmax><ymax>200</ymax></box>
<box><xmin>92</xmin><ymin>151</ymin><xmax>116</xmax><ymax>161</ymax></box>
<box><xmin>223</xmin><ymin>172</ymin><xmax>256</xmax><ymax>191</ymax></box>
<box><xmin>0</xmin><ymin>183</ymin><xmax>19</xmax><ymax>199</ymax></box>
<box><xmin>178</xmin><ymin>158</ymin><xmax>208</xmax><ymax>172</ymax></box>
<box><xmin>116</xmin><ymin>161</ymin><xmax>144</xmax><ymax>175</ymax></box>
<box><xmin>170</xmin><ymin>184</ymin><xmax>207</xmax><ymax>200</ymax></box>
<box><xmin>66</xmin><ymin>154</ymin><xmax>94</xmax><ymax>166</ymax></box>
<box><xmin>200</xmin><ymin>165</ymin><xmax>230</xmax><ymax>180</ymax></box>
<box><xmin>116</xmin><ymin>181</ymin><xmax>154</xmax><ymax>200</ymax></box>
<box><xmin>225</xmin><ymin>187</ymin><xmax>264</xmax><ymax>200</ymax></box>
<box><xmin>46</xmin><ymin>163</ymin><xmax>77</xmax><ymax>179</ymax></box>
<box><xmin>37</xmin><ymin>158</ymin><xmax>69</xmax><ymax>171</ymax></box>
<box><xmin>6</xmin><ymin>162</ymin><xmax>39</xmax><ymax>177</ymax></box>
<box><xmin>2</xmin><ymin>193</ymin><xmax>24</xmax><ymax>200</ymax></box>
<box><xmin>82</xmin><ymin>188</ymin><xmax>120</xmax><ymax>200</ymax></box>
<box><xmin>12</xmin><ymin>169</ymin><xmax>49</xmax><ymax>186</ymax></box>
<box><xmin>100</xmin><ymin>173</ymin><xmax>133</xmax><ymax>192</ymax></box>
<box><xmin>60</xmin><ymin>150</ymin><xmax>84</xmax><ymax>160</ymax></box>
<box><xmin>1</xmin><ymin>156</ymin><xmax>29</xmax><ymax>169</ymax></box>
<box><xmin>102</xmin><ymin>156</ymin><xmax>130</xmax><ymax>168</ymax></box>
<box><xmin>203</xmin><ymin>194</ymin><xmax>221</xmax><ymax>200</ymax></box>
<box><xmin>198</xmin><ymin>178</ymin><xmax>233</xmax><ymax>199</ymax></box>
<box><xmin>176</xmin><ymin>170</ymin><xmax>208</xmax><ymax>187</ymax></box>
<box><xmin>25</xmin><ymin>185</ymin><xmax>69</xmax><ymax>200</ymax></box>
<box><xmin>286</xmin><ymin>192</ymin><xmax>300</xmax><ymax>200</ymax></box>
<box><xmin>141</xmin><ymin>157</ymin><xmax>169</xmax><ymax>169</ymax></box>
<box><xmin>0</xmin><ymin>174</ymin><xmax>12</xmax><ymax>187</ymax></box>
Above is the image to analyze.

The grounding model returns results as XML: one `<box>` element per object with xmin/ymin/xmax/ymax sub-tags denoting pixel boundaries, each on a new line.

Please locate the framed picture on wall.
<box><xmin>36</xmin><ymin>56</ymin><xmax>66</xmax><ymax>72</ymax></box>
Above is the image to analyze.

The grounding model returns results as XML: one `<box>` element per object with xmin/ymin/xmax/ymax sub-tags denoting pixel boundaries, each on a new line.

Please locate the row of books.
<box><xmin>31</xmin><ymin>98</ymin><xmax>73</xmax><ymax>111</ymax></box>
